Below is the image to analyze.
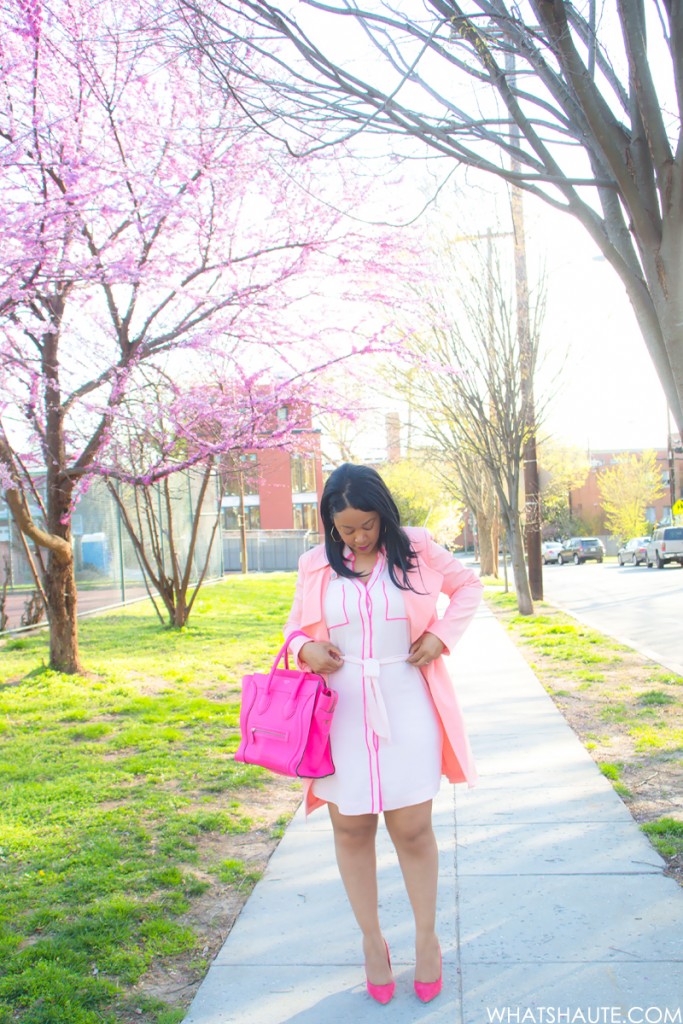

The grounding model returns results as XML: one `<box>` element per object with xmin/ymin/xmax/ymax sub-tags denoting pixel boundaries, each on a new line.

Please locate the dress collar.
<box><xmin>342</xmin><ymin>545</ymin><xmax>386</xmax><ymax>573</ymax></box>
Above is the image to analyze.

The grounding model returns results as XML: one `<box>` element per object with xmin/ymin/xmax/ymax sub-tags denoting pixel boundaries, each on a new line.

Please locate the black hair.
<box><xmin>320</xmin><ymin>463</ymin><xmax>421</xmax><ymax>592</ymax></box>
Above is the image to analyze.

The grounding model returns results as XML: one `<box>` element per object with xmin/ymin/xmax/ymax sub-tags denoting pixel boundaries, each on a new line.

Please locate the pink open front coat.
<box><xmin>284</xmin><ymin>526</ymin><xmax>484</xmax><ymax>815</ymax></box>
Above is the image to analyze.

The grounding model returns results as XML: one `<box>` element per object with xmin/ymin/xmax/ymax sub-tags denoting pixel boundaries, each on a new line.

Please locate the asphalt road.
<box><xmin>541</xmin><ymin>558</ymin><xmax>683</xmax><ymax>676</ymax></box>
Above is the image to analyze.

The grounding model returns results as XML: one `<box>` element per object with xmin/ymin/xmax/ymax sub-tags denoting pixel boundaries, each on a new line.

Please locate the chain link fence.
<box><xmin>0</xmin><ymin>472</ymin><xmax>224</xmax><ymax>633</ymax></box>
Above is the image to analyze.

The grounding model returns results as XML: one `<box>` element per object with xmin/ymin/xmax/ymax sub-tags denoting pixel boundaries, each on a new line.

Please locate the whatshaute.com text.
<box><xmin>486</xmin><ymin>1009</ymin><xmax>682</xmax><ymax>1024</ymax></box>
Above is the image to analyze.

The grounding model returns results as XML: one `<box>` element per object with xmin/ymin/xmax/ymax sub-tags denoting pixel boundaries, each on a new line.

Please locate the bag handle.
<box><xmin>256</xmin><ymin>631</ymin><xmax>320</xmax><ymax>716</ymax></box>
<box><xmin>266</xmin><ymin>630</ymin><xmax>313</xmax><ymax>687</ymax></box>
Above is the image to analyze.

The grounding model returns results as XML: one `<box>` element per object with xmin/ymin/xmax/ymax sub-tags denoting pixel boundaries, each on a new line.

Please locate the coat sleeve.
<box><xmin>283</xmin><ymin>554</ymin><xmax>314</xmax><ymax>665</ymax></box>
<box><xmin>419</xmin><ymin>531</ymin><xmax>483</xmax><ymax>655</ymax></box>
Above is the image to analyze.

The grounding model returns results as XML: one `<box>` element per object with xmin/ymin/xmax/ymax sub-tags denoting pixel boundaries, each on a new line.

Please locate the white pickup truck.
<box><xmin>646</xmin><ymin>526</ymin><xmax>683</xmax><ymax>568</ymax></box>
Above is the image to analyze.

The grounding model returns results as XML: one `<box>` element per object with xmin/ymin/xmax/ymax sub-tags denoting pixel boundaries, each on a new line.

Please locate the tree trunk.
<box><xmin>172</xmin><ymin>592</ymin><xmax>187</xmax><ymax>628</ymax></box>
<box><xmin>45</xmin><ymin>546</ymin><xmax>81</xmax><ymax>672</ymax></box>
<box><xmin>43</xmin><ymin>321</ymin><xmax>82</xmax><ymax>674</ymax></box>
<box><xmin>44</xmin><ymin>467</ymin><xmax>82</xmax><ymax>672</ymax></box>
<box><xmin>477</xmin><ymin>506</ymin><xmax>497</xmax><ymax>576</ymax></box>
<box><xmin>477</xmin><ymin>479</ymin><xmax>500</xmax><ymax>577</ymax></box>
<box><xmin>508</xmin><ymin>516</ymin><xmax>534</xmax><ymax>615</ymax></box>
<box><xmin>491</xmin><ymin>511</ymin><xmax>500</xmax><ymax>578</ymax></box>
<box><xmin>478</xmin><ymin>517</ymin><xmax>495</xmax><ymax>576</ymax></box>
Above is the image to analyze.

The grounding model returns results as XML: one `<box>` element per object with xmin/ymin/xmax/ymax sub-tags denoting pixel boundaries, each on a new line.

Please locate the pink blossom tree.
<box><xmin>0</xmin><ymin>0</ymin><xmax>403</xmax><ymax>671</ymax></box>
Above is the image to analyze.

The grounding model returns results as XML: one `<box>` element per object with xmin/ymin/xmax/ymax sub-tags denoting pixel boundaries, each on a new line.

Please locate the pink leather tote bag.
<box><xmin>235</xmin><ymin>630</ymin><xmax>338</xmax><ymax>779</ymax></box>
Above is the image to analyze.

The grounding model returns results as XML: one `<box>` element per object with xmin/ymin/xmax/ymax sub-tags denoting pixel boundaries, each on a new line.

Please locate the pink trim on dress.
<box><xmin>382</xmin><ymin>579</ymin><xmax>409</xmax><ymax>622</ymax></box>
<box><xmin>327</xmin><ymin>585</ymin><xmax>350</xmax><ymax>630</ymax></box>
<box><xmin>354</xmin><ymin>579</ymin><xmax>377</xmax><ymax>814</ymax></box>
<box><xmin>353</xmin><ymin>558</ymin><xmax>386</xmax><ymax>814</ymax></box>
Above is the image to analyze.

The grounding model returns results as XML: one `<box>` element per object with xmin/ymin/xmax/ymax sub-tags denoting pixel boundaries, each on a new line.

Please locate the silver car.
<box><xmin>541</xmin><ymin>541</ymin><xmax>563</xmax><ymax>564</ymax></box>
<box><xmin>617</xmin><ymin>537</ymin><xmax>649</xmax><ymax>566</ymax></box>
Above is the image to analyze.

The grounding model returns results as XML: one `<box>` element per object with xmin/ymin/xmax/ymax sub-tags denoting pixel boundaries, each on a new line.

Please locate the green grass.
<box><xmin>597</xmin><ymin>761</ymin><xmax>631</xmax><ymax>797</ymax></box>
<box><xmin>0</xmin><ymin>574</ymin><xmax>300</xmax><ymax>1024</ymax></box>
<box><xmin>638</xmin><ymin>690</ymin><xmax>677</xmax><ymax>706</ymax></box>
<box><xmin>503</xmin><ymin>612</ymin><xmax>626</xmax><ymax>672</ymax></box>
<box><xmin>641</xmin><ymin>817</ymin><xmax>683</xmax><ymax>860</ymax></box>
<box><xmin>214</xmin><ymin>858</ymin><xmax>262</xmax><ymax>888</ymax></box>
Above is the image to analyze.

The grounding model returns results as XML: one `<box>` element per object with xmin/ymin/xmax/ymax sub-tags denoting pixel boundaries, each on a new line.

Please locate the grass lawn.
<box><xmin>0</xmin><ymin>574</ymin><xmax>301</xmax><ymax>1024</ymax></box>
<box><xmin>485</xmin><ymin>587</ymin><xmax>683</xmax><ymax>884</ymax></box>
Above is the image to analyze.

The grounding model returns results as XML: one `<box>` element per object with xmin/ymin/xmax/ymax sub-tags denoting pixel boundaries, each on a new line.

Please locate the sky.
<box><xmin>524</xmin><ymin>198</ymin><xmax>671</xmax><ymax>454</ymax></box>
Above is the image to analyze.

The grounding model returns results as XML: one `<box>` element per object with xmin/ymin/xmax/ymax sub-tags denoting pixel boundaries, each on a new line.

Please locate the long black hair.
<box><xmin>320</xmin><ymin>463</ymin><xmax>421</xmax><ymax>592</ymax></box>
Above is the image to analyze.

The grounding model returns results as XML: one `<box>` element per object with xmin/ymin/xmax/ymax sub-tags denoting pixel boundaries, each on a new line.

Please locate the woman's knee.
<box><xmin>385</xmin><ymin>804</ymin><xmax>435</xmax><ymax>851</ymax></box>
<box><xmin>329</xmin><ymin>807</ymin><xmax>378</xmax><ymax>847</ymax></box>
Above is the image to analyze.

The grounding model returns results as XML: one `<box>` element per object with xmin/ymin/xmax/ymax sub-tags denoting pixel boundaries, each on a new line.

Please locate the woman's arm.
<box><xmin>283</xmin><ymin>557</ymin><xmax>314</xmax><ymax>666</ymax></box>
<box><xmin>417</xmin><ymin>531</ymin><xmax>483</xmax><ymax>655</ymax></box>
<box><xmin>283</xmin><ymin>554</ymin><xmax>343</xmax><ymax>672</ymax></box>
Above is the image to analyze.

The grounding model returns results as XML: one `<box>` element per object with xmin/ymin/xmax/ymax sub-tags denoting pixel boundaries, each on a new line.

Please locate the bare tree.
<box><xmin>445</xmin><ymin>454</ymin><xmax>500</xmax><ymax>579</ymax></box>
<box><xmin>393</xmin><ymin>240</ymin><xmax>547</xmax><ymax>613</ymax></box>
<box><xmin>106</xmin><ymin>466</ymin><xmax>223</xmax><ymax>629</ymax></box>
<box><xmin>178</xmin><ymin>0</ymin><xmax>683</xmax><ymax>439</ymax></box>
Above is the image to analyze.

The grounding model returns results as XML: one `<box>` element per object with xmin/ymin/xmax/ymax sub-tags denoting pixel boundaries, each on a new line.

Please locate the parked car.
<box><xmin>617</xmin><ymin>537</ymin><xmax>649</xmax><ymax>566</ymax></box>
<box><xmin>541</xmin><ymin>541</ymin><xmax>563</xmax><ymax>564</ymax></box>
<box><xmin>558</xmin><ymin>537</ymin><xmax>605</xmax><ymax>564</ymax></box>
<box><xmin>646</xmin><ymin>526</ymin><xmax>683</xmax><ymax>568</ymax></box>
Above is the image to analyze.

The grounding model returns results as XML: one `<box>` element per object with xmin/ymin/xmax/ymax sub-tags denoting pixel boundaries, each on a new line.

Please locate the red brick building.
<box><xmin>220</xmin><ymin>398</ymin><xmax>324</xmax><ymax>534</ymax></box>
<box><xmin>221</xmin><ymin>450</ymin><xmax>323</xmax><ymax>533</ymax></box>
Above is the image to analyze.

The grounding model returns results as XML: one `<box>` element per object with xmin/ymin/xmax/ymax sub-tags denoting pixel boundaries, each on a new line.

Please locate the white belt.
<box><xmin>343</xmin><ymin>654</ymin><xmax>406</xmax><ymax>741</ymax></box>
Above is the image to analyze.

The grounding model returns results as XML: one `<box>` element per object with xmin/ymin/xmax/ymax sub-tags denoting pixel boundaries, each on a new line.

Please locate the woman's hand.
<box><xmin>407</xmin><ymin>631</ymin><xmax>445</xmax><ymax>668</ymax></box>
<box><xmin>299</xmin><ymin>641</ymin><xmax>344</xmax><ymax>674</ymax></box>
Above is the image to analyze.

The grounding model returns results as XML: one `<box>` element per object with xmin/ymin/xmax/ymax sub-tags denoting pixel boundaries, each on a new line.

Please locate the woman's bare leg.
<box><xmin>327</xmin><ymin>802</ymin><xmax>392</xmax><ymax>985</ymax></box>
<box><xmin>384</xmin><ymin>800</ymin><xmax>441</xmax><ymax>983</ymax></box>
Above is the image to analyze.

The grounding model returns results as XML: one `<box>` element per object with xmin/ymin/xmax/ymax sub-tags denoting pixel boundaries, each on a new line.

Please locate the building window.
<box><xmin>293</xmin><ymin>502</ymin><xmax>318</xmax><ymax>532</ymax></box>
<box><xmin>291</xmin><ymin>454</ymin><xmax>316</xmax><ymax>494</ymax></box>
<box><xmin>223</xmin><ymin>505</ymin><xmax>261</xmax><ymax>530</ymax></box>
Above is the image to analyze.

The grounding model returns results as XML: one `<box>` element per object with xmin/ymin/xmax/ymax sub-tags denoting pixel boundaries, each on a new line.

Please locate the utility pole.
<box><xmin>505</xmin><ymin>48</ymin><xmax>543</xmax><ymax>601</ymax></box>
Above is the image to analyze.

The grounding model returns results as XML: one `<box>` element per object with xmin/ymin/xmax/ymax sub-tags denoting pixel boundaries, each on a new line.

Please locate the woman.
<box><xmin>284</xmin><ymin>463</ymin><xmax>482</xmax><ymax>1005</ymax></box>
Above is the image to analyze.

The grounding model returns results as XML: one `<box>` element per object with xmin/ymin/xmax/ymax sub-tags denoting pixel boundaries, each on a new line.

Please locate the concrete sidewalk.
<box><xmin>183</xmin><ymin>606</ymin><xmax>683</xmax><ymax>1024</ymax></box>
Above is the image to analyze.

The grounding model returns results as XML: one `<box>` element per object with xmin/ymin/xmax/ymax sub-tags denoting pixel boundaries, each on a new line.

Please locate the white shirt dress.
<box><xmin>312</xmin><ymin>550</ymin><xmax>442</xmax><ymax>816</ymax></box>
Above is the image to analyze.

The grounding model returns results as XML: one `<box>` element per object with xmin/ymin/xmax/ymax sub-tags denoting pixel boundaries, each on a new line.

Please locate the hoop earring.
<box><xmin>330</xmin><ymin>526</ymin><xmax>341</xmax><ymax>543</ymax></box>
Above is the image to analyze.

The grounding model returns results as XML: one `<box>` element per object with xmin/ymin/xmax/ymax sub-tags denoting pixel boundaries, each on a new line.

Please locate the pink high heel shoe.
<box><xmin>366</xmin><ymin>940</ymin><xmax>395</xmax><ymax>1005</ymax></box>
<box><xmin>414</xmin><ymin>947</ymin><xmax>442</xmax><ymax>1003</ymax></box>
